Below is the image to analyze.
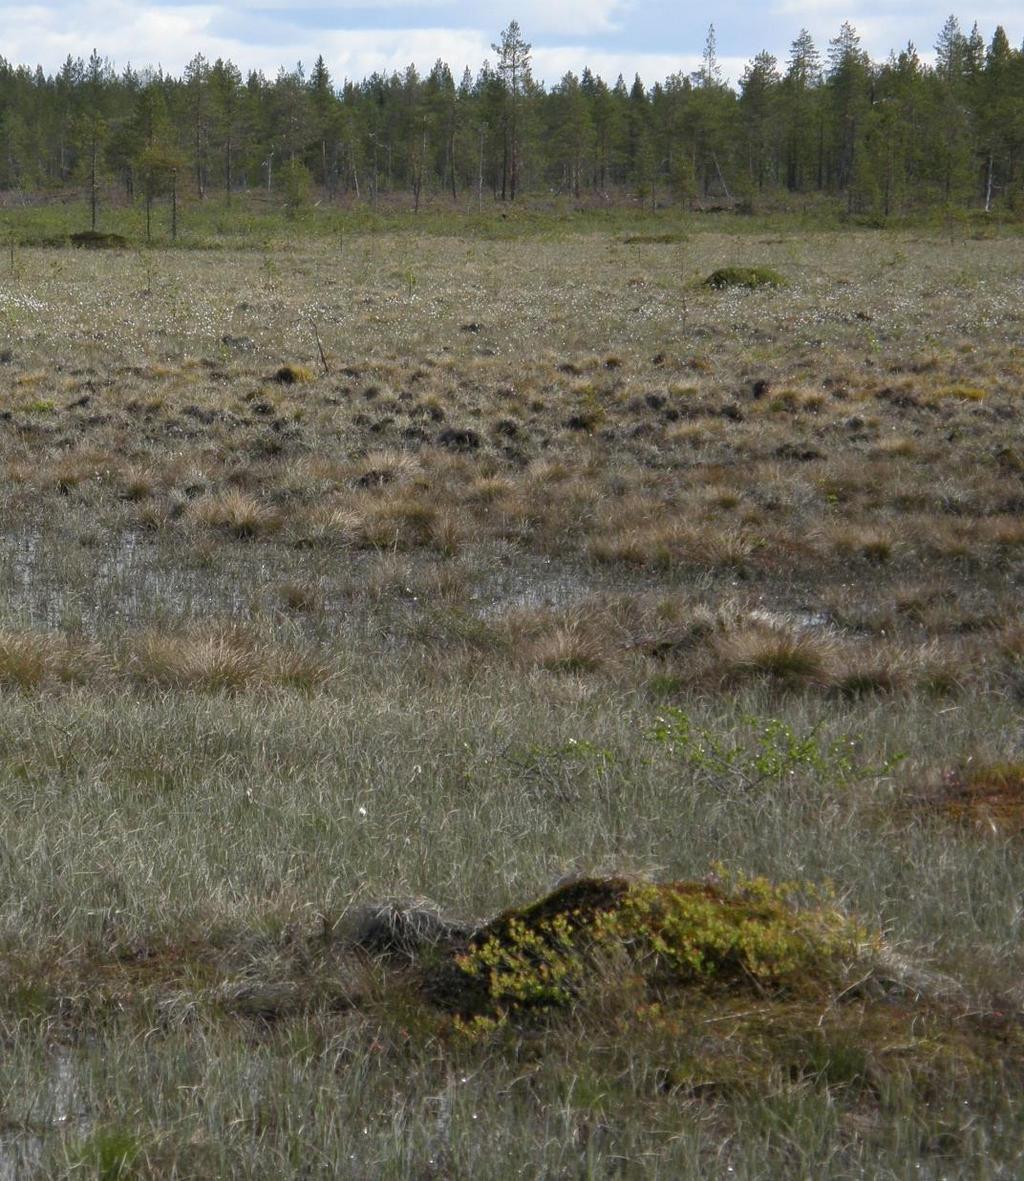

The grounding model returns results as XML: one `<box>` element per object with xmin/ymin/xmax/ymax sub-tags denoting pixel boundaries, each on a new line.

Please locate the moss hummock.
<box><xmin>69</xmin><ymin>230</ymin><xmax>129</xmax><ymax>249</ymax></box>
<box><xmin>444</xmin><ymin>875</ymin><xmax>869</xmax><ymax>1020</ymax></box>
<box><xmin>704</xmin><ymin>266</ymin><xmax>786</xmax><ymax>289</ymax></box>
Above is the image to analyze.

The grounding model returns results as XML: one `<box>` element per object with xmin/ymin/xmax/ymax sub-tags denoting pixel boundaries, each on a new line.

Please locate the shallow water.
<box><xmin>0</xmin><ymin>1050</ymin><xmax>86</xmax><ymax>1179</ymax></box>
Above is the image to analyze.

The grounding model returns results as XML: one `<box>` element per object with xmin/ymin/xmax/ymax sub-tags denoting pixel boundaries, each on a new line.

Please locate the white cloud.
<box><xmin>3</xmin><ymin>0</ymin><xmax>1018</xmax><ymax>87</ymax></box>
<box><xmin>226</xmin><ymin>0</ymin><xmax>628</xmax><ymax>36</ymax></box>
<box><xmin>2</xmin><ymin>0</ymin><xmax>638</xmax><ymax>76</ymax></box>
<box><xmin>533</xmin><ymin>47</ymin><xmax>752</xmax><ymax>85</ymax></box>
<box><xmin>767</xmin><ymin>2</ymin><xmax>1021</xmax><ymax>62</ymax></box>
<box><xmin>1</xmin><ymin>4</ymin><xmax>665</xmax><ymax>84</ymax></box>
<box><xmin>320</xmin><ymin>28</ymin><xmax>493</xmax><ymax>82</ymax></box>
<box><xmin>511</xmin><ymin>0</ymin><xmax>627</xmax><ymax>37</ymax></box>
<box><xmin>8</xmin><ymin>2</ymin><xmax>232</xmax><ymax>71</ymax></box>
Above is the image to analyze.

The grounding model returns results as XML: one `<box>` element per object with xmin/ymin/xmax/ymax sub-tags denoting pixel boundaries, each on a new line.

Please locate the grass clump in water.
<box><xmin>67</xmin><ymin>1126</ymin><xmax>144</xmax><ymax>1179</ymax></box>
<box><xmin>704</xmin><ymin>266</ymin><xmax>786</xmax><ymax>289</ymax></box>
<box><xmin>189</xmin><ymin>490</ymin><xmax>280</xmax><ymax>540</ymax></box>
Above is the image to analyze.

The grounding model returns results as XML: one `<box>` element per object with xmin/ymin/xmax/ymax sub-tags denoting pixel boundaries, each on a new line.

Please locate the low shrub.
<box><xmin>449</xmin><ymin>873</ymin><xmax>870</xmax><ymax>1021</ymax></box>
<box><xmin>644</xmin><ymin>707</ymin><xmax>902</xmax><ymax>787</ymax></box>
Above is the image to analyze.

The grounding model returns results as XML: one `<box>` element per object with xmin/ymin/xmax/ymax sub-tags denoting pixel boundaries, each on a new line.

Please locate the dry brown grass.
<box><xmin>590</xmin><ymin>520</ymin><xmax>757</xmax><ymax>572</ymax></box>
<box><xmin>711</xmin><ymin>623</ymin><xmax>838</xmax><ymax>689</ymax></box>
<box><xmin>827</xmin><ymin>526</ymin><xmax>898</xmax><ymax>564</ymax></box>
<box><xmin>129</xmin><ymin>626</ymin><xmax>330</xmax><ymax>691</ymax></box>
<box><xmin>119</xmin><ymin>467</ymin><xmax>160</xmax><ymax>502</ymax></box>
<box><xmin>348</xmin><ymin>449</ymin><xmax>422</xmax><ymax>489</ymax></box>
<box><xmin>276</xmin><ymin>580</ymin><xmax>325</xmax><ymax>614</ymax></box>
<box><xmin>0</xmin><ymin>629</ymin><xmax>105</xmax><ymax>688</ymax></box>
<box><xmin>189</xmin><ymin>491</ymin><xmax>281</xmax><ymax>540</ymax></box>
<box><xmin>527</xmin><ymin>619</ymin><xmax>610</xmax><ymax>674</ymax></box>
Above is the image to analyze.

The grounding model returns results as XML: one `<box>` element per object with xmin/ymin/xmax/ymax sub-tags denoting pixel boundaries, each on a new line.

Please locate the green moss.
<box><xmin>69</xmin><ymin>230</ymin><xmax>129</xmax><ymax>249</ymax></box>
<box><xmin>704</xmin><ymin>267</ymin><xmax>786</xmax><ymax>289</ymax></box>
<box><xmin>273</xmin><ymin>363</ymin><xmax>315</xmax><ymax>385</ymax></box>
<box><xmin>451</xmin><ymin>875</ymin><xmax>869</xmax><ymax>1021</ymax></box>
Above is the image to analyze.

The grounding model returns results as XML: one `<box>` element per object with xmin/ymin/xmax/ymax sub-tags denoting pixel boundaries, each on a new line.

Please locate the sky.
<box><xmin>4</xmin><ymin>0</ymin><xmax>1022</xmax><ymax>87</ymax></box>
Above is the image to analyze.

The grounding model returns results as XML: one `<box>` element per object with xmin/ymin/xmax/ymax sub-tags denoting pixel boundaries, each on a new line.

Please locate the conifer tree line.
<box><xmin>2</xmin><ymin>16</ymin><xmax>1024</xmax><ymax>216</ymax></box>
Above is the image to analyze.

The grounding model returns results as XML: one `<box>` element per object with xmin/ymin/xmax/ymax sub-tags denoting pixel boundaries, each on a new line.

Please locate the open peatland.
<box><xmin>0</xmin><ymin>212</ymin><xmax>1022</xmax><ymax>1177</ymax></box>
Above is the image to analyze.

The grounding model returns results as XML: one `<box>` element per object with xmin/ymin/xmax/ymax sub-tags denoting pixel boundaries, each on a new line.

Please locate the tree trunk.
<box><xmin>90</xmin><ymin>139</ymin><xmax>98</xmax><ymax>231</ymax></box>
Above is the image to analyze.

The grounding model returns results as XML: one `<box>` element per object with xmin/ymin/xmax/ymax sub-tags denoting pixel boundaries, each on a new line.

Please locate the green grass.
<box><xmin>0</xmin><ymin>218</ymin><xmax>1021</xmax><ymax>1176</ymax></box>
<box><xmin>6</xmin><ymin>188</ymin><xmax>1022</xmax><ymax>255</ymax></box>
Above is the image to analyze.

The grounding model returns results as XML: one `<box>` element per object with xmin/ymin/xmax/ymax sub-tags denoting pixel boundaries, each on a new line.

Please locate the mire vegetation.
<box><xmin>0</xmin><ymin>220</ymin><xmax>1022</xmax><ymax>1176</ymax></box>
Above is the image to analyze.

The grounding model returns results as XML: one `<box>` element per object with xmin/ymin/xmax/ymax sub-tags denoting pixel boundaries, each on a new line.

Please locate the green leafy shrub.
<box><xmin>644</xmin><ymin>708</ymin><xmax>903</xmax><ymax>788</ymax></box>
<box><xmin>452</xmin><ymin>873</ymin><xmax>870</xmax><ymax>1022</ymax></box>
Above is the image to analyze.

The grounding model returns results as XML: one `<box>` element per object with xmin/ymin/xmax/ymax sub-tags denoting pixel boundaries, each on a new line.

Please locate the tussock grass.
<box><xmin>526</xmin><ymin>619</ymin><xmax>611</xmax><ymax>674</ymax></box>
<box><xmin>0</xmin><ymin>225</ymin><xmax>1022</xmax><ymax>1176</ymax></box>
<box><xmin>129</xmin><ymin>626</ymin><xmax>331</xmax><ymax>691</ymax></box>
<box><xmin>119</xmin><ymin>466</ymin><xmax>160</xmax><ymax>502</ymax></box>
<box><xmin>189</xmin><ymin>491</ymin><xmax>281</xmax><ymax>539</ymax></box>
<box><xmin>712</xmin><ymin>624</ymin><xmax>837</xmax><ymax>688</ymax></box>
<box><xmin>828</xmin><ymin>525</ymin><xmax>898</xmax><ymax>563</ymax></box>
<box><xmin>298</xmin><ymin>495</ymin><xmax>458</xmax><ymax>553</ymax></box>
<box><xmin>359</xmin><ymin>496</ymin><xmax>441</xmax><ymax>548</ymax></box>
<box><xmin>590</xmin><ymin>520</ymin><xmax>756</xmax><ymax>571</ymax></box>
<box><xmin>0</xmin><ymin>628</ymin><xmax>103</xmax><ymax>688</ymax></box>
<box><xmin>349</xmin><ymin>449</ymin><xmax>421</xmax><ymax>488</ymax></box>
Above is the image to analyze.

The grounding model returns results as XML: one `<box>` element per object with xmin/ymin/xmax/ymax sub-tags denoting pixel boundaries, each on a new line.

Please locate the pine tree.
<box><xmin>308</xmin><ymin>55</ymin><xmax>339</xmax><ymax>193</ymax></box>
<box><xmin>827</xmin><ymin>22</ymin><xmax>872</xmax><ymax>203</ymax></box>
<box><xmin>492</xmin><ymin>21</ymin><xmax>532</xmax><ymax>199</ymax></box>
<box><xmin>209</xmin><ymin>58</ymin><xmax>242</xmax><ymax>202</ymax></box>
<box><xmin>696</xmin><ymin>25</ymin><xmax>723</xmax><ymax>90</ymax></box>
<box><xmin>550</xmin><ymin>71</ymin><xmax>593</xmax><ymax>198</ymax></box>
<box><xmin>739</xmin><ymin>52</ymin><xmax>781</xmax><ymax>191</ymax></box>
<box><xmin>184</xmin><ymin>53</ymin><xmax>210</xmax><ymax>198</ymax></box>
<box><xmin>932</xmin><ymin>15</ymin><xmax>975</xmax><ymax>202</ymax></box>
<box><xmin>781</xmin><ymin>29</ymin><xmax>823</xmax><ymax>190</ymax></box>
